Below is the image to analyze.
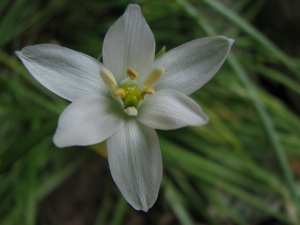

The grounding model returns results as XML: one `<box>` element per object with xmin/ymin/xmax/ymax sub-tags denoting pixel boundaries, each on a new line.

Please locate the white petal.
<box><xmin>154</xmin><ymin>36</ymin><xmax>234</xmax><ymax>95</ymax></box>
<box><xmin>16</xmin><ymin>44</ymin><xmax>108</xmax><ymax>102</ymax></box>
<box><xmin>137</xmin><ymin>89</ymin><xmax>208</xmax><ymax>130</ymax></box>
<box><xmin>53</xmin><ymin>95</ymin><xmax>124</xmax><ymax>147</ymax></box>
<box><xmin>102</xmin><ymin>4</ymin><xmax>155</xmax><ymax>83</ymax></box>
<box><xmin>107</xmin><ymin>119</ymin><xmax>162</xmax><ymax>211</ymax></box>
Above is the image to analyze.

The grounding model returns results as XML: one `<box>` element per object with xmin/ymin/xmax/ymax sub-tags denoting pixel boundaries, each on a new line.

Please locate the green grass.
<box><xmin>1</xmin><ymin>0</ymin><xmax>300</xmax><ymax>224</ymax></box>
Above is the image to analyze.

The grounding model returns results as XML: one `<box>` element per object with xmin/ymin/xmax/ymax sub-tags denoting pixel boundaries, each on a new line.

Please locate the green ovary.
<box><xmin>121</xmin><ymin>84</ymin><xmax>141</xmax><ymax>108</ymax></box>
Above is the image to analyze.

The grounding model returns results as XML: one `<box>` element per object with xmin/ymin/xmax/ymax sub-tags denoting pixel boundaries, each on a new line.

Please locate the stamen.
<box><xmin>140</xmin><ymin>87</ymin><xmax>155</xmax><ymax>100</ymax></box>
<box><xmin>124</xmin><ymin>107</ymin><xmax>138</xmax><ymax>116</ymax></box>
<box><xmin>126</xmin><ymin>68</ymin><xmax>138</xmax><ymax>80</ymax></box>
<box><xmin>100</xmin><ymin>68</ymin><xmax>117</xmax><ymax>91</ymax></box>
<box><xmin>143</xmin><ymin>67</ymin><xmax>165</xmax><ymax>88</ymax></box>
<box><xmin>112</xmin><ymin>88</ymin><xmax>126</xmax><ymax>98</ymax></box>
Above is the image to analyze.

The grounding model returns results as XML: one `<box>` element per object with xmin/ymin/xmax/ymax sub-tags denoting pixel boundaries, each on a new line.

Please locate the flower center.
<box><xmin>100</xmin><ymin>67</ymin><xmax>164</xmax><ymax>116</ymax></box>
<box><xmin>121</xmin><ymin>84</ymin><xmax>141</xmax><ymax>108</ymax></box>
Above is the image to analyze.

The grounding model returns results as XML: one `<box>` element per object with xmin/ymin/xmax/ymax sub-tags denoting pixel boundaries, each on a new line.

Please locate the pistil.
<box><xmin>122</xmin><ymin>84</ymin><xmax>141</xmax><ymax>108</ymax></box>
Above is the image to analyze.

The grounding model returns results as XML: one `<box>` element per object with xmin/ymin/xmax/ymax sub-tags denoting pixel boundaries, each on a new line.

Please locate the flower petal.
<box><xmin>154</xmin><ymin>36</ymin><xmax>234</xmax><ymax>95</ymax></box>
<box><xmin>107</xmin><ymin>119</ymin><xmax>162</xmax><ymax>211</ymax></box>
<box><xmin>16</xmin><ymin>44</ymin><xmax>108</xmax><ymax>102</ymax></box>
<box><xmin>137</xmin><ymin>89</ymin><xmax>208</xmax><ymax>130</ymax></box>
<box><xmin>102</xmin><ymin>4</ymin><xmax>155</xmax><ymax>83</ymax></box>
<box><xmin>53</xmin><ymin>95</ymin><xmax>124</xmax><ymax>147</ymax></box>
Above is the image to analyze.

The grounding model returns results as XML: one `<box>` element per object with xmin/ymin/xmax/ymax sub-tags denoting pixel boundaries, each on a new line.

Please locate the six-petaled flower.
<box><xmin>16</xmin><ymin>4</ymin><xmax>234</xmax><ymax>211</ymax></box>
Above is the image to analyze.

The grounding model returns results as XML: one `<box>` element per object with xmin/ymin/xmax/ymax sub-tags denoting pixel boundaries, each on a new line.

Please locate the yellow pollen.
<box><xmin>100</xmin><ymin>68</ymin><xmax>117</xmax><ymax>91</ymax></box>
<box><xmin>143</xmin><ymin>67</ymin><xmax>165</xmax><ymax>88</ymax></box>
<box><xmin>112</xmin><ymin>88</ymin><xmax>126</xmax><ymax>98</ymax></box>
<box><xmin>126</xmin><ymin>68</ymin><xmax>138</xmax><ymax>80</ymax></box>
<box><xmin>140</xmin><ymin>87</ymin><xmax>155</xmax><ymax>100</ymax></box>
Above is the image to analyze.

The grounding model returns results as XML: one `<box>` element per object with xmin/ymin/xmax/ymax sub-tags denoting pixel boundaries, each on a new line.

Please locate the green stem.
<box><xmin>177</xmin><ymin>0</ymin><xmax>300</xmax><ymax>215</ymax></box>
<box><xmin>200</xmin><ymin>0</ymin><xmax>300</xmax><ymax>78</ymax></box>
<box><xmin>228</xmin><ymin>54</ymin><xmax>300</xmax><ymax>210</ymax></box>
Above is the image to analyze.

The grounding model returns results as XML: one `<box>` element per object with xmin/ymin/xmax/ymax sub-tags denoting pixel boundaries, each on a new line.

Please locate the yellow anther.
<box><xmin>124</xmin><ymin>107</ymin><xmax>138</xmax><ymax>116</ymax></box>
<box><xmin>143</xmin><ymin>67</ymin><xmax>165</xmax><ymax>88</ymax></box>
<box><xmin>140</xmin><ymin>87</ymin><xmax>155</xmax><ymax>100</ymax></box>
<box><xmin>126</xmin><ymin>68</ymin><xmax>138</xmax><ymax>80</ymax></box>
<box><xmin>100</xmin><ymin>68</ymin><xmax>117</xmax><ymax>91</ymax></box>
<box><xmin>112</xmin><ymin>88</ymin><xmax>126</xmax><ymax>98</ymax></box>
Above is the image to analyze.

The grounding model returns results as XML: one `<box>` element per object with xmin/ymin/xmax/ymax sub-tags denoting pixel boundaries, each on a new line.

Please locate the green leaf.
<box><xmin>0</xmin><ymin>121</ymin><xmax>56</xmax><ymax>174</ymax></box>
<box><xmin>155</xmin><ymin>45</ymin><xmax>166</xmax><ymax>59</ymax></box>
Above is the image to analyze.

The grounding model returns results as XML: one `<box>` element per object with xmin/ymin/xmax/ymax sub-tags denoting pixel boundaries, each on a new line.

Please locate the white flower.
<box><xmin>16</xmin><ymin>4</ymin><xmax>234</xmax><ymax>211</ymax></box>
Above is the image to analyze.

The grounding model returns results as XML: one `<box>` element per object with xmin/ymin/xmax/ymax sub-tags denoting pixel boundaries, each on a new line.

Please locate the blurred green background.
<box><xmin>1</xmin><ymin>0</ymin><xmax>300</xmax><ymax>224</ymax></box>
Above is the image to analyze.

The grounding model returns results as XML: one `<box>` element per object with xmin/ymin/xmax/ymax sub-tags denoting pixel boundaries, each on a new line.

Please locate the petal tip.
<box><xmin>195</xmin><ymin>111</ymin><xmax>209</xmax><ymax>126</ymax></box>
<box><xmin>133</xmin><ymin>204</ymin><xmax>150</xmax><ymax>212</ymax></box>
<box><xmin>141</xmin><ymin>207</ymin><xmax>150</xmax><ymax>212</ymax></box>
<box><xmin>53</xmin><ymin>134</ymin><xmax>65</xmax><ymax>148</ymax></box>
<box><xmin>15</xmin><ymin>51</ymin><xmax>22</xmax><ymax>58</ymax></box>
<box><xmin>217</xmin><ymin>36</ymin><xmax>234</xmax><ymax>47</ymax></box>
<box><xmin>126</xmin><ymin>4</ymin><xmax>141</xmax><ymax>12</ymax></box>
<box><xmin>53</xmin><ymin>130</ymin><xmax>70</xmax><ymax>148</ymax></box>
<box><xmin>131</xmin><ymin>198</ymin><xmax>154</xmax><ymax>212</ymax></box>
<box><xmin>228</xmin><ymin>38</ymin><xmax>235</xmax><ymax>46</ymax></box>
<box><xmin>203</xmin><ymin>115</ymin><xmax>210</xmax><ymax>125</ymax></box>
